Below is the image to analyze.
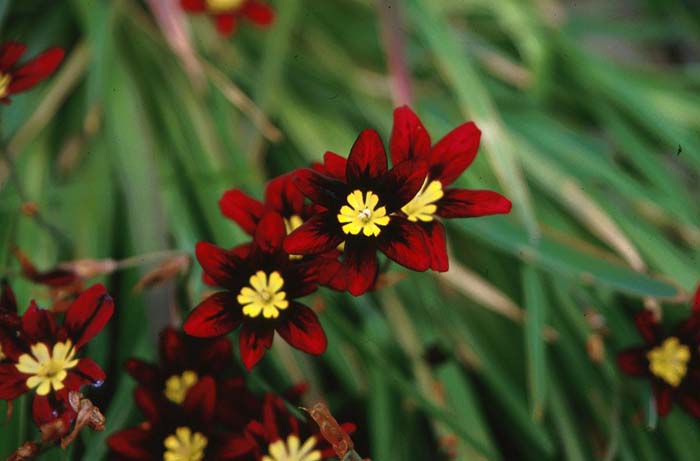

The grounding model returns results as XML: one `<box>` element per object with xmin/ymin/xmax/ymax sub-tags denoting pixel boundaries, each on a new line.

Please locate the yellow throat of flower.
<box><xmin>238</xmin><ymin>270</ymin><xmax>289</xmax><ymax>319</ymax></box>
<box><xmin>337</xmin><ymin>190</ymin><xmax>390</xmax><ymax>237</ymax></box>
<box><xmin>647</xmin><ymin>337</ymin><xmax>691</xmax><ymax>387</ymax></box>
<box><xmin>284</xmin><ymin>215</ymin><xmax>305</xmax><ymax>260</ymax></box>
<box><xmin>164</xmin><ymin>370</ymin><xmax>199</xmax><ymax>404</ymax></box>
<box><xmin>163</xmin><ymin>427</ymin><xmax>208</xmax><ymax>461</ymax></box>
<box><xmin>262</xmin><ymin>435</ymin><xmax>321</xmax><ymax>461</ymax></box>
<box><xmin>205</xmin><ymin>0</ymin><xmax>245</xmax><ymax>13</ymax></box>
<box><xmin>0</xmin><ymin>343</ymin><xmax>6</xmax><ymax>361</ymax></box>
<box><xmin>16</xmin><ymin>340</ymin><xmax>79</xmax><ymax>396</ymax></box>
<box><xmin>0</xmin><ymin>73</ymin><xmax>11</xmax><ymax>99</ymax></box>
<box><xmin>401</xmin><ymin>178</ymin><xmax>443</xmax><ymax>222</ymax></box>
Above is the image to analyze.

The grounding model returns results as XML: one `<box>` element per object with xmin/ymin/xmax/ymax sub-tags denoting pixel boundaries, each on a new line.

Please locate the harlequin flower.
<box><xmin>219</xmin><ymin>172</ymin><xmax>347</xmax><ymax>291</ymax></box>
<box><xmin>618</xmin><ymin>286</ymin><xmax>700</xmax><ymax>417</ymax></box>
<box><xmin>180</xmin><ymin>0</ymin><xmax>274</xmax><ymax>36</ymax></box>
<box><xmin>0</xmin><ymin>279</ymin><xmax>21</xmax><ymax>363</ymax></box>
<box><xmin>108</xmin><ymin>377</ymin><xmax>254</xmax><ymax>461</ymax></box>
<box><xmin>125</xmin><ymin>327</ymin><xmax>259</xmax><ymax>430</ymax></box>
<box><xmin>0</xmin><ymin>42</ymin><xmax>64</xmax><ymax>104</ymax></box>
<box><xmin>184</xmin><ymin>211</ymin><xmax>326</xmax><ymax>370</ymax></box>
<box><xmin>246</xmin><ymin>393</ymin><xmax>356</xmax><ymax>461</ymax></box>
<box><xmin>284</xmin><ymin>129</ymin><xmax>432</xmax><ymax>296</ymax></box>
<box><xmin>388</xmin><ymin>106</ymin><xmax>512</xmax><ymax>271</ymax></box>
<box><xmin>0</xmin><ymin>284</ymin><xmax>113</xmax><ymax>426</ymax></box>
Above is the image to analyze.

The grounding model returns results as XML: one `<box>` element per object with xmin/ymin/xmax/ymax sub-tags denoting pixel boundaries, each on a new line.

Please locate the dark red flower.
<box><xmin>0</xmin><ymin>284</ymin><xmax>113</xmax><ymax>428</ymax></box>
<box><xmin>108</xmin><ymin>377</ymin><xmax>254</xmax><ymax>461</ymax></box>
<box><xmin>0</xmin><ymin>42</ymin><xmax>64</xmax><ymax>104</ymax></box>
<box><xmin>219</xmin><ymin>172</ymin><xmax>347</xmax><ymax>291</ymax></box>
<box><xmin>246</xmin><ymin>392</ymin><xmax>356</xmax><ymax>461</ymax></box>
<box><xmin>125</xmin><ymin>327</ymin><xmax>259</xmax><ymax>430</ymax></box>
<box><xmin>283</xmin><ymin>129</ymin><xmax>432</xmax><ymax>296</ymax></box>
<box><xmin>386</xmin><ymin>106</ymin><xmax>513</xmax><ymax>271</ymax></box>
<box><xmin>617</xmin><ymin>286</ymin><xmax>700</xmax><ymax>417</ymax></box>
<box><xmin>180</xmin><ymin>0</ymin><xmax>274</xmax><ymax>36</ymax></box>
<box><xmin>0</xmin><ymin>279</ymin><xmax>21</xmax><ymax>363</ymax></box>
<box><xmin>184</xmin><ymin>211</ymin><xmax>326</xmax><ymax>371</ymax></box>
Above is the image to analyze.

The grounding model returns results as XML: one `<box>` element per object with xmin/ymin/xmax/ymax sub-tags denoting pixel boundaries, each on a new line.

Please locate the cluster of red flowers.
<box><xmin>108</xmin><ymin>328</ymin><xmax>354</xmax><ymax>461</ymax></box>
<box><xmin>180</xmin><ymin>0</ymin><xmax>275</xmax><ymax>36</ymax></box>
<box><xmin>618</xmin><ymin>286</ymin><xmax>700</xmax><ymax>418</ymax></box>
<box><xmin>184</xmin><ymin>106</ymin><xmax>512</xmax><ymax>370</ymax></box>
<box><xmin>0</xmin><ymin>281</ymin><xmax>114</xmax><ymax>441</ymax></box>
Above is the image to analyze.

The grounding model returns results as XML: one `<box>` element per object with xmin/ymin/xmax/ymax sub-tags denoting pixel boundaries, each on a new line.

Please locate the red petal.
<box><xmin>180</xmin><ymin>0</ymin><xmax>207</xmax><ymax>11</ymax></box>
<box><xmin>429</xmin><ymin>121</ymin><xmax>481</xmax><ymax>185</ymax></box>
<box><xmin>284</xmin><ymin>215</ymin><xmax>344</xmax><ymax>255</ymax></box>
<box><xmin>159</xmin><ymin>327</ymin><xmax>186</xmax><ymax>367</ymax></box>
<box><xmin>276</xmin><ymin>303</ymin><xmax>327</xmax><ymax>355</ymax></box>
<box><xmin>215</xmin><ymin>14</ymin><xmax>237</xmax><ymax>36</ymax></box>
<box><xmin>21</xmin><ymin>301</ymin><xmax>57</xmax><ymax>343</ymax></box>
<box><xmin>390</xmin><ymin>105</ymin><xmax>431</xmax><ymax>165</ymax></box>
<box><xmin>184</xmin><ymin>376</ymin><xmax>216</xmax><ymax>424</ymax></box>
<box><xmin>134</xmin><ymin>387</ymin><xmax>161</xmax><ymax>424</ymax></box>
<box><xmin>378</xmin><ymin>218</ymin><xmax>431</xmax><ymax>272</ymax></box>
<box><xmin>346</xmin><ymin>129</ymin><xmax>388</xmax><ymax>182</ymax></box>
<box><xmin>436</xmin><ymin>189</ymin><xmax>512</xmax><ymax>218</ymax></box>
<box><xmin>64</xmin><ymin>358</ymin><xmax>106</xmax><ymax>390</ymax></box>
<box><xmin>8</xmin><ymin>48</ymin><xmax>64</xmax><ymax>94</ymax></box>
<box><xmin>0</xmin><ymin>279</ymin><xmax>17</xmax><ymax>312</ymax></box>
<box><xmin>424</xmin><ymin>220</ymin><xmax>449</xmax><ymax>272</ymax></box>
<box><xmin>239</xmin><ymin>324</ymin><xmax>274</xmax><ymax>371</ymax></box>
<box><xmin>124</xmin><ymin>358</ymin><xmax>159</xmax><ymax>385</ymax></box>
<box><xmin>680</xmin><ymin>394</ymin><xmax>700</xmax><ymax>418</ymax></box>
<box><xmin>321</xmin><ymin>152</ymin><xmax>347</xmax><ymax>181</ymax></box>
<box><xmin>195</xmin><ymin>241</ymin><xmax>242</xmax><ymax>288</ymax></box>
<box><xmin>635</xmin><ymin>310</ymin><xmax>660</xmax><ymax>343</ymax></box>
<box><xmin>315</xmin><ymin>254</ymin><xmax>348</xmax><ymax>291</ymax></box>
<box><xmin>0</xmin><ymin>42</ymin><xmax>26</xmax><ymax>71</ymax></box>
<box><xmin>64</xmin><ymin>284</ymin><xmax>113</xmax><ymax>349</ymax></box>
<box><xmin>381</xmin><ymin>159</ymin><xmax>428</xmax><ymax>212</ymax></box>
<box><xmin>219</xmin><ymin>189</ymin><xmax>265</xmax><ymax>235</ymax></box>
<box><xmin>265</xmin><ymin>172</ymin><xmax>305</xmax><ymax>216</ymax></box>
<box><xmin>107</xmin><ymin>427</ymin><xmax>155</xmax><ymax>460</ymax></box>
<box><xmin>200</xmin><ymin>335</ymin><xmax>234</xmax><ymax>371</ymax></box>
<box><xmin>616</xmin><ymin>347</ymin><xmax>648</xmax><ymax>376</ymax></box>
<box><xmin>184</xmin><ymin>292</ymin><xmax>243</xmax><ymax>337</ymax></box>
<box><xmin>653</xmin><ymin>384</ymin><xmax>672</xmax><ymax>417</ymax></box>
<box><xmin>693</xmin><ymin>285</ymin><xmax>700</xmax><ymax>313</ymax></box>
<box><xmin>344</xmin><ymin>240</ymin><xmax>378</xmax><ymax>296</ymax></box>
<box><xmin>243</xmin><ymin>1</ymin><xmax>275</xmax><ymax>25</ymax></box>
<box><xmin>216</xmin><ymin>434</ymin><xmax>256</xmax><ymax>460</ymax></box>
<box><xmin>291</xmin><ymin>168</ymin><xmax>346</xmax><ymax>209</ymax></box>
<box><xmin>254</xmin><ymin>211</ymin><xmax>286</xmax><ymax>252</ymax></box>
<box><xmin>0</xmin><ymin>363</ymin><xmax>27</xmax><ymax>399</ymax></box>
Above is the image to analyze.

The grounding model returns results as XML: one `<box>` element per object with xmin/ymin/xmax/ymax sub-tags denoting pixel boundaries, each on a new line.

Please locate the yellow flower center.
<box><xmin>163</xmin><ymin>427</ymin><xmax>208</xmax><ymax>461</ymax></box>
<box><xmin>0</xmin><ymin>343</ymin><xmax>6</xmax><ymax>361</ymax></box>
<box><xmin>337</xmin><ymin>190</ymin><xmax>390</xmax><ymax>237</ymax></box>
<box><xmin>0</xmin><ymin>73</ymin><xmax>11</xmax><ymax>98</ymax></box>
<box><xmin>16</xmin><ymin>341</ymin><xmax>79</xmax><ymax>396</ymax></box>
<box><xmin>164</xmin><ymin>370</ymin><xmax>199</xmax><ymax>404</ymax></box>
<box><xmin>205</xmin><ymin>0</ymin><xmax>245</xmax><ymax>12</ymax></box>
<box><xmin>647</xmin><ymin>337</ymin><xmax>691</xmax><ymax>387</ymax></box>
<box><xmin>262</xmin><ymin>435</ymin><xmax>321</xmax><ymax>461</ymax></box>
<box><xmin>401</xmin><ymin>178</ymin><xmax>444</xmax><ymax>222</ymax></box>
<box><xmin>284</xmin><ymin>215</ymin><xmax>305</xmax><ymax>260</ymax></box>
<box><xmin>237</xmin><ymin>270</ymin><xmax>289</xmax><ymax>319</ymax></box>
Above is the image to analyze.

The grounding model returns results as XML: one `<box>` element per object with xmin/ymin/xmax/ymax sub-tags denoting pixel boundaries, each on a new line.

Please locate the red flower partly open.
<box><xmin>284</xmin><ymin>129</ymin><xmax>432</xmax><ymax>296</ymax></box>
<box><xmin>0</xmin><ymin>284</ymin><xmax>113</xmax><ymax>427</ymax></box>
<box><xmin>389</xmin><ymin>106</ymin><xmax>512</xmax><ymax>271</ymax></box>
<box><xmin>246</xmin><ymin>392</ymin><xmax>356</xmax><ymax>461</ymax></box>
<box><xmin>0</xmin><ymin>42</ymin><xmax>64</xmax><ymax>104</ymax></box>
<box><xmin>180</xmin><ymin>0</ymin><xmax>274</xmax><ymax>36</ymax></box>
<box><xmin>219</xmin><ymin>172</ymin><xmax>347</xmax><ymax>291</ymax></box>
<box><xmin>617</xmin><ymin>286</ymin><xmax>700</xmax><ymax>417</ymax></box>
<box><xmin>108</xmin><ymin>376</ymin><xmax>253</xmax><ymax>461</ymax></box>
<box><xmin>125</xmin><ymin>327</ymin><xmax>259</xmax><ymax>430</ymax></box>
<box><xmin>184</xmin><ymin>211</ymin><xmax>326</xmax><ymax>370</ymax></box>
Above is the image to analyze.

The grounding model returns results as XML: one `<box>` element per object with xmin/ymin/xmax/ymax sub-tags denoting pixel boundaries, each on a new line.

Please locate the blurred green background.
<box><xmin>1</xmin><ymin>0</ymin><xmax>700</xmax><ymax>459</ymax></box>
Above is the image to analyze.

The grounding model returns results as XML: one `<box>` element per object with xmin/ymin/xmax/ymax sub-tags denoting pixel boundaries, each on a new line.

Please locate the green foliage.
<box><xmin>1</xmin><ymin>0</ymin><xmax>699</xmax><ymax>459</ymax></box>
